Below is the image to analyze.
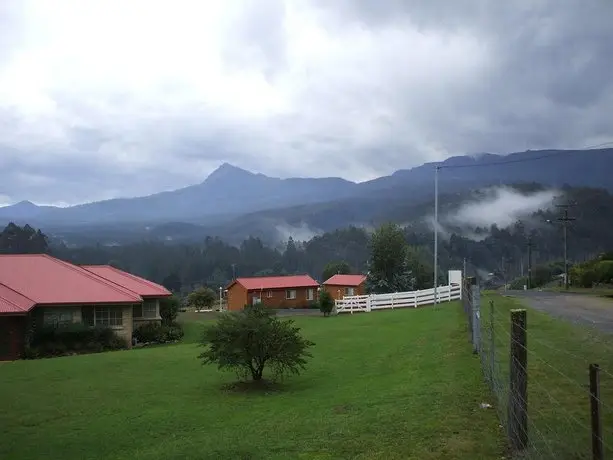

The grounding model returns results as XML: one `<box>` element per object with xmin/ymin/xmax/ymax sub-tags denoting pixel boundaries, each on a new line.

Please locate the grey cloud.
<box><xmin>2</xmin><ymin>1</ymin><xmax>613</xmax><ymax>205</ymax></box>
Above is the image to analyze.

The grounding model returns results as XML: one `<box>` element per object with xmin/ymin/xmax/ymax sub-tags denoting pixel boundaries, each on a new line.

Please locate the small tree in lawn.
<box><xmin>187</xmin><ymin>287</ymin><xmax>216</xmax><ymax>310</ymax></box>
<box><xmin>318</xmin><ymin>289</ymin><xmax>334</xmax><ymax>317</ymax></box>
<box><xmin>198</xmin><ymin>304</ymin><xmax>314</xmax><ymax>382</ymax></box>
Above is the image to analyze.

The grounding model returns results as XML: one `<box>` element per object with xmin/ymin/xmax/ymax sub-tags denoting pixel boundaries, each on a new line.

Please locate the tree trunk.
<box><xmin>251</xmin><ymin>365</ymin><xmax>264</xmax><ymax>381</ymax></box>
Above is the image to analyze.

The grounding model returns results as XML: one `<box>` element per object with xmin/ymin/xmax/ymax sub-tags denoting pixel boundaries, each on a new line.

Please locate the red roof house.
<box><xmin>322</xmin><ymin>274</ymin><xmax>367</xmax><ymax>299</ymax></box>
<box><xmin>0</xmin><ymin>254</ymin><xmax>171</xmax><ymax>360</ymax></box>
<box><xmin>226</xmin><ymin>275</ymin><xmax>320</xmax><ymax>311</ymax></box>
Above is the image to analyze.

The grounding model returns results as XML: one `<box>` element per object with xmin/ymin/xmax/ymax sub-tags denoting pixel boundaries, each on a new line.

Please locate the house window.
<box><xmin>82</xmin><ymin>307</ymin><xmax>123</xmax><ymax>327</ymax></box>
<box><xmin>286</xmin><ymin>289</ymin><xmax>297</xmax><ymax>300</ymax></box>
<box><xmin>306</xmin><ymin>288</ymin><xmax>314</xmax><ymax>301</ymax></box>
<box><xmin>266</xmin><ymin>291</ymin><xmax>273</xmax><ymax>298</ymax></box>
<box><xmin>344</xmin><ymin>287</ymin><xmax>355</xmax><ymax>296</ymax></box>
<box><xmin>143</xmin><ymin>301</ymin><xmax>157</xmax><ymax>318</ymax></box>
<box><xmin>43</xmin><ymin>309</ymin><xmax>74</xmax><ymax>327</ymax></box>
<box><xmin>133</xmin><ymin>304</ymin><xmax>143</xmax><ymax>318</ymax></box>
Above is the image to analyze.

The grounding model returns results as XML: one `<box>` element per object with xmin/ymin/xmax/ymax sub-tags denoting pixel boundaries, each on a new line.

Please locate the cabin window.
<box><xmin>43</xmin><ymin>309</ymin><xmax>74</xmax><ymax>327</ymax></box>
<box><xmin>286</xmin><ymin>289</ymin><xmax>297</xmax><ymax>300</ymax></box>
<box><xmin>266</xmin><ymin>291</ymin><xmax>273</xmax><ymax>298</ymax></box>
<box><xmin>344</xmin><ymin>287</ymin><xmax>355</xmax><ymax>296</ymax></box>
<box><xmin>95</xmin><ymin>307</ymin><xmax>123</xmax><ymax>327</ymax></box>
<box><xmin>306</xmin><ymin>288</ymin><xmax>314</xmax><ymax>301</ymax></box>
<box><xmin>143</xmin><ymin>301</ymin><xmax>157</xmax><ymax>318</ymax></box>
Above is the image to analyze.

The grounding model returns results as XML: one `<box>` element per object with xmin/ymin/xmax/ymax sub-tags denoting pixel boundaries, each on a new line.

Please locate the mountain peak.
<box><xmin>205</xmin><ymin>163</ymin><xmax>255</xmax><ymax>182</ymax></box>
<box><xmin>14</xmin><ymin>200</ymin><xmax>38</xmax><ymax>208</ymax></box>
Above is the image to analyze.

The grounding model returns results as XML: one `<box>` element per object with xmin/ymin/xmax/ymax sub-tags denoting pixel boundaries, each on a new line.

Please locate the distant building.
<box><xmin>0</xmin><ymin>254</ymin><xmax>171</xmax><ymax>360</ymax></box>
<box><xmin>226</xmin><ymin>275</ymin><xmax>320</xmax><ymax>311</ymax></box>
<box><xmin>322</xmin><ymin>274</ymin><xmax>367</xmax><ymax>299</ymax></box>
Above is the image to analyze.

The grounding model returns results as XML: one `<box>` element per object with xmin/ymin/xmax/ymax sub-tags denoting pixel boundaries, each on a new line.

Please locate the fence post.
<box><xmin>471</xmin><ymin>284</ymin><xmax>481</xmax><ymax>354</ymax></box>
<box><xmin>391</xmin><ymin>293</ymin><xmax>395</xmax><ymax>309</ymax></box>
<box><xmin>508</xmin><ymin>309</ymin><xmax>528</xmax><ymax>452</ymax></box>
<box><xmin>489</xmin><ymin>300</ymin><xmax>495</xmax><ymax>384</ymax></box>
<box><xmin>590</xmin><ymin>363</ymin><xmax>604</xmax><ymax>460</ymax></box>
<box><xmin>414</xmin><ymin>291</ymin><xmax>418</xmax><ymax>308</ymax></box>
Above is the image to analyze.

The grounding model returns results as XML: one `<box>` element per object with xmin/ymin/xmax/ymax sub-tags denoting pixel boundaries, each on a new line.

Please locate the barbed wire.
<box><xmin>462</xmin><ymin>289</ymin><xmax>613</xmax><ymax>458</ymax></box>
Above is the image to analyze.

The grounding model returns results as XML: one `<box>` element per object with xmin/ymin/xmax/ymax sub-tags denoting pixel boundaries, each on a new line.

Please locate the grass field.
<box><xmin>0</xmin><ymin>303</ymin><xmax>505</xmax><ymax>460</ymax></box>
<box><xmin>481</xmin><ymin>293</ymin><xmax>613</xmax><ymax>459</ymax></box>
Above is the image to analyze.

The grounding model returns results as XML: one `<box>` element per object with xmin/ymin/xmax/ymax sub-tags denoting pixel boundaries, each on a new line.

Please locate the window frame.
<box><xmin>266</xmin><ymin>290</ymin><xmax>273</xmax><ymax>298</ymax></box>
<box><xmin>286</xmin><ymin>289</ymin><xmax>297</xmax><ymax>300</ymax></box>
<box><xmin>306</xmin><ymin>288</ymin><xmax>314</xmax><ymax>301</ymax></box>
<box><xmin>344</xmin><ymin>287</ymin><xmax>355</xmax><ymax>296</ymax></box>
<box><xmin>83</xmin><ymin>306</ymin><xmax>124</xmax><ymax>328</ymax></box>
<box><xmin>143</xmin><ymin>302</ymin><xmax>157</xmax><ymax>319</ymax></box>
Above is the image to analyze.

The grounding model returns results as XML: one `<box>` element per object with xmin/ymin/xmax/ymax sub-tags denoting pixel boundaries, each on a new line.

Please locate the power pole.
<box><xmin>527</xmin><ymin>238</ymin><xmax>533</xmax><ymax>289</ymax></box>
<box><xmin>556</xmin><ymin>204</ymin><xmax>576</xmax><ymax>290</ymax></box>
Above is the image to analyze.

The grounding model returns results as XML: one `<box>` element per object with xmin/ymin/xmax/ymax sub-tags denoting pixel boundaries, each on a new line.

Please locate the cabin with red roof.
<box><xmin>226</xmin><ymin>275</ymin><xmax>320</xmax><ymax>311</ymax></box>
<box><xmin>322</xmin><ymin>274</ymin><xmax>367</xmax><ymax>299</ymax></box>
<box><xmin>0</xmin><ymin>254</ymin><xmax>171</xmax><ymax>360</ymax></box>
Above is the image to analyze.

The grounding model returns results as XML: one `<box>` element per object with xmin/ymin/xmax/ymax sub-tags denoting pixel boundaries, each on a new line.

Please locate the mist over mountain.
<box><xmin>1</xmin><ymin>149</ymin><xmax>612</xmax><ymax>245</ymax></box>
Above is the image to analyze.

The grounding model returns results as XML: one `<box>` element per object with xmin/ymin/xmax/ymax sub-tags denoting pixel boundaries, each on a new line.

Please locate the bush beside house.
<box><xmin>24</xmin><ymin>324</ymin><xmax>128</xmax><ymax>358</ymax></box>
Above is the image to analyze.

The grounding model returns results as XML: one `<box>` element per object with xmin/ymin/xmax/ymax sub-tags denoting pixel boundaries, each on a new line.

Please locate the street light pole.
<box><xmin>434</xmin><ymin>166</ymin><xmax>440</xmax><ymax>304</ymax></box>
<box><xmin>555</xmin><ymin>204</ymin><xmax>576</xmax><ymax>290</ymax></box>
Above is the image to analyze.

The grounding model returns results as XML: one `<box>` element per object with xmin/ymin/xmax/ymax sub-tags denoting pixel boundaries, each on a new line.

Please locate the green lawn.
<box><xmin>0</xmin><ymin>304</ymin><xmax>504</xmax><ymax>460</ymax></box>
<box><xmin>481</xmin><ymin>293</ymin><xmax>613</xmax><ymax>459</ymax></box>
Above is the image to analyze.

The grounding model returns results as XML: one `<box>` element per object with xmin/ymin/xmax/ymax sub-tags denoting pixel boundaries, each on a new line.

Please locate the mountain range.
<box><xmin>2</xmin><ymin>148</ymin><xmax>612</xmax><ymax>245</ymax></box>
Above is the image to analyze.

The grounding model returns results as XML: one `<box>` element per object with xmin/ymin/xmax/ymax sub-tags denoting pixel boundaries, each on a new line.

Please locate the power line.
<box><xmin>437</xmin><ymin>142</ymin><xmax>613</xmax><ymax>170</ymax></box>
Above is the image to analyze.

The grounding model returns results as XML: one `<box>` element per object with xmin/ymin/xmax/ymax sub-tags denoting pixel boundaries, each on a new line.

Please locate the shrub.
<box><xmin>198</xmin><ymin>303</ymin><xmax>314</xmax><ymax>382</ymax></box>
<box><xmin>160</xmin><ymin>295</ymin><xmax>181</xmax><ymax>325</ymax></box>
<box><xmin>133</xmin><ymin>321</ymin><xmax>184</xmax><ymax>344</ymax></box>
<box><xmin>318</xmin><ymin>290</ymin><xmax>334</xmax><ymax>317</ymax></box>
<box><xmin>25</xmin><ymin>324</ymin><xmax>127</xmax><ymax>358</ymax></box>
<box><xmin>187</xmin><ymin>287</ymin><xmax>216</xmax><ymax>310</ymax></box>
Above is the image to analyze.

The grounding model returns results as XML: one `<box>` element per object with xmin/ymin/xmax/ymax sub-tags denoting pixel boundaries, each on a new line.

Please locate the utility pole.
<box><xmin>527</xmin><ymin>238</ymin><xmax>533</xmax><ymax>290</ymax></box>
<box><xmin>433</xmin><ymin>166</ymin><xmax>440</xmax><ymax>303</ymax></box>
<box><xmin>555</xmin><ymin>204</ymin><xmax>576</xmax><ymax>290</ymax></box>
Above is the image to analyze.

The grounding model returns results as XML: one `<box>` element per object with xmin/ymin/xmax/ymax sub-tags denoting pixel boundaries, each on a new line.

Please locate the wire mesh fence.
<box><xmin>463</xmin><ymin>277</ymin><xmax>613</xmax><ymax>459</ymax></box>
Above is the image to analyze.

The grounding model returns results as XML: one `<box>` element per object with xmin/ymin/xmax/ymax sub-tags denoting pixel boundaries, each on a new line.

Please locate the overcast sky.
<box><xmin>1</xmin><ymin>1</ymin><xmax>612</xmax><ymax>206</ymax></box>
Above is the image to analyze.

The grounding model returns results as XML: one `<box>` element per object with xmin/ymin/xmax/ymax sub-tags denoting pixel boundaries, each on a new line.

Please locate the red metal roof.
<box><xmin>323</xmin><ymin>274</ymin><xmax>367</xmax><ymax>286</ymax></box>
<box><xmin>81</xmin><ymin>265</ymin><xmax>172</xmax><ymax>297</ymax></box>
<box><xmin>0</xmin><ymin>254</ymin><xmax>142</xmax><ymax>307</ymax></box>
<box><xmin>233</xmin><ymin>275</ymin><xmax>319</xmax><ymax>290</ymax></box>
<box><xmin>0</xmin><ymin>283</ymin><xmax>35</xmax><ymax>315</ymax></box>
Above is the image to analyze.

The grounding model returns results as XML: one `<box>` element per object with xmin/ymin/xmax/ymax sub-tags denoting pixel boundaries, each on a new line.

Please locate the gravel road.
<box><xmin>504</xmin><ymin>290</ymin><xmax>613</xmax><ymax>333</ymax></box>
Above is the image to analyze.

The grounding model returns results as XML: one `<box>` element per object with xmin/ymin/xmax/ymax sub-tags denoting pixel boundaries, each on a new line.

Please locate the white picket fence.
<box><xmin>335</xmin><ymin>283</ymin><xmax>462</xmax><ymax>314</ymax></box>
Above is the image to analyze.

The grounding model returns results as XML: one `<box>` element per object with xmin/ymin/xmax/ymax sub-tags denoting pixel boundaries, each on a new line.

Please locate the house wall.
<box><xmin>323</xmin><ymin>282</ymin><xmax>366</xmax><ymax>299</ymax></box>
<box><xmin>133</xmin><ymin>298</ymin><xmax>162</xmax><ymax>329</ymax></box>
<box><xmin>247</xmin><ymin>286</ymin><xmax>318</xmax><ymax>309</ymax></box>
<box><xmin>227</xmin><ymin>283</ymin><xmax>248</xmax><ymax>311</ymax></box>
<box><xmin>34</xmin><ymin>304</ymin><xmax>136</xmax><ymax>348</ymax></box>
<box><xmin>0</xmin><ymin>316</ymin><xmax>26</xmax><ymax>361</ymax></box>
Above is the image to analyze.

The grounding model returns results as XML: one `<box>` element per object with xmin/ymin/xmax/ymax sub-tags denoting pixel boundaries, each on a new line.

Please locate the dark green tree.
<box><xmin>186</xmin><ymin>287</ymin><xmax>216</xmax><ymax>310</ymax></box>
<box><xmin>162</xmin><ymin>272</ymin><xmax>182</xmax><ymax>293</ymax></box>
<box><xmin>366</xmin><ymin>223</ymin><xmax>414</xmax><ymax>294</ymax></box>
<box><xmin>321</xmin><ymin>261</ymin><xmax>351</xmax><ymax>282</ymax></box>
<box><xmin>159</xmin><ymin>295</ymin><xmax>181</xmax><ymax>325</ymax></box>
<box><xmin>318</xmin><ymin>289</ymin><xmax>334</xmax><ymax>317</ymax></box>
<box><xmin>198</xmin><ymin>304</ymin><xmax>314</xmax><ymax>381</ymax></box>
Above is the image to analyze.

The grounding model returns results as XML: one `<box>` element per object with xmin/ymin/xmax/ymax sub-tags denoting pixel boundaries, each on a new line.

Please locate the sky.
<box><xmin>1</xmin><ymin>1</ymin><xmax>613</xmax><ymax>206</ymax></box>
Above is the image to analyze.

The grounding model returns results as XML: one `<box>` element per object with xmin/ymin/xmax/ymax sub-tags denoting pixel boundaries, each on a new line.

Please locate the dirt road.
<box><xmin>504</xmin><ymin>290</ymin><xmax>613</xmax><ymax>333</ymax></box>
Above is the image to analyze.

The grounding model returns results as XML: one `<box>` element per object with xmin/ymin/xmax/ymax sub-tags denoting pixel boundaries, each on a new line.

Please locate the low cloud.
<box><xmin>445</xmin><ymin>186</ymin><xmax>558</xmax><ymax>230</ymax></box>
<box><xmin>274</xmin><ymin>221</ymin><xmax>322</xmax><ymax>243</ymax></box>
<box><xmin>424</xmin><ymin>186</ymin><xmax>560</xmax><ymax>241</ymax></box>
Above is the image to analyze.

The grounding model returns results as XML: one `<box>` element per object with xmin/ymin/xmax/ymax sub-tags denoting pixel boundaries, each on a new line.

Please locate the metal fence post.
<box><xmin>471</xmin><ymin>284</ymin><xmax>481</xmax><ymax>354</ymax></box>
<box><xmin>509</xmin><ymin>309</ymin><xmax>528</xmax><ymax>452</ymax></box>
<box><xmin>590</xmin><ymin>363</ymin><xmax>604</xmax><ymax>460</ymax></box>
<box><xmin>489</xmin><ymin>300</ymin><xmax>495</xmax><ymax>384</ymax></box>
